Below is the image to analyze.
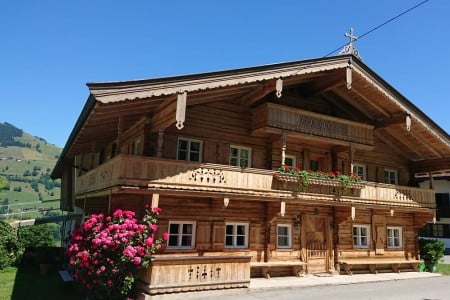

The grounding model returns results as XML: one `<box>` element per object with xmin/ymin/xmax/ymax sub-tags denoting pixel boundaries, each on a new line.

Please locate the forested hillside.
<box><xmin>0</xmin><ymin>122</ymin><xmax>62</xmax><ymax>218</ymax></box>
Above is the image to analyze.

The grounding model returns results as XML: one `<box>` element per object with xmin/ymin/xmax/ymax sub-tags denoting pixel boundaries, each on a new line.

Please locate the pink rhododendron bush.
<box><xmin>67</xmin><ymin>206</ymin><xmax>167</xmax><ymax>299</ymax></box>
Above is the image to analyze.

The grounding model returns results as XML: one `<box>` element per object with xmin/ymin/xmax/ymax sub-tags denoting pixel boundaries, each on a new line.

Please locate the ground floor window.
<box><xmin>277</xmin><ymin>224</ymin><xmax>292</xmax><ymax>249</ymax></box>
<box><xmin>167</xmin><ymin>221</ymin><xmax>196</xmax><ymax>249</ymax></box>
<box><xmin>387</xmin><ymin>226</ymin><xmax>402</xmax><ymax>248</ymax></box>
<box><xmin>225</xmin><ymin>222</ymin><xmax>248</xmax><ymax>248</ymax></box>
<box><xmin>353</xmin><ymin>225</ymin><xmax>370</xmax><ymax>248</ymax></box>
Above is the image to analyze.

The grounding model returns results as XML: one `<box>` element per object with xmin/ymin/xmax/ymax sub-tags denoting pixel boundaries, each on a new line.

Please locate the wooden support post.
<box><xmin>280</xmin><ymin>199</ymin><xmax>286</xmax><ymax>217</ymax></box>
<box><xmin>346</xmin><ymin>61</ymin><xmax>352</xmax><ymax>90</ymax></box>
<box><xmin>151</xmin><ymin>193</ymin><xmax>160</xmax><ymax>209</ymax></box>
<box><xmin>281</xmin><ymin>131</ymin><xmax>287</xmax><ymax>166</ymax></box>
<box><xmin>157</xmin><ymin>130</ymin><xmax>164</xmax><ymax>158</ymax></box>
<box><xmin>176</xmin><ymin>92</ymin><xmax>187</xmax><ymax>130</ymax></box>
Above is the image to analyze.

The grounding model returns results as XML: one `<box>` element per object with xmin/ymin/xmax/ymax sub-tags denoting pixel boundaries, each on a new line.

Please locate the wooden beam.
<box><xmin>303</xmin><ymin>74</ymin><xmax>344</xmax><ymax>96</ymax></box>
<box><xmin>151</xmin><ymin>95</ymin><xmax>177</xmax><ymax>131</ymax></box>
<box><xmin>240</xmin><ymin>80</ymin><xmax>276</xmax><ymax>106</ymax></box>
<box><xmin>374</xmin><ymin>113</ymin><xmax>407</xmax><ymax>129</ymax></box>
<box><xmin>332</xmin><ymin>89</ymin><xmax>375</xmax><ymax>120</ymax></box>
<box><xmin>373</xmin><ymin>130</ymin><xmax>416</xmax><ymax>160</ymax></box>
<box><xmin>350</xmin><ymin>87</ymin><xmax>390</xmax><ymax>118</ymax></box>
<box><xmin>411</xmin><ymin>157</ymin><xmax>450</xmax><ymax>174</ymax></box>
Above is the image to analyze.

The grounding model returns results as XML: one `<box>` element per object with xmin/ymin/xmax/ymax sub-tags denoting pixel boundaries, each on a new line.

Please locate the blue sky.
<box><xmin>1</xmin><ymin>0</ymin><xmax>449</xmax><ymax>148</ymax></box>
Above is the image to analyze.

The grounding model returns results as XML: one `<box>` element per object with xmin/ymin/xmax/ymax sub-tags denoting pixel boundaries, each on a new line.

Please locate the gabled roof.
<box><xmin>52</xmin><ymin>55</ymin><xmax>450</xmax><ymax>178</ymax></box>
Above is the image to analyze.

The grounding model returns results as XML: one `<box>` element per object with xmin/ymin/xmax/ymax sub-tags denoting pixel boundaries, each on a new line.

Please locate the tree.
<box><xmin>419</xmin><ymin>238</ymin><xmax>445</xmax><ymax>272</ymax></box>
<box><xmin>17</xmin><ymin>224</ymin><xmax>54</xmax><ymax>248</ymax></box>
<box><xmin>0</xmin><ymin>220</ymin><xmax>20</xmax><ymax>269</ymax></box>
<box><xmin>0</xmin><ymin>176</ymin><xmax>8</xmax><ymax>191</ymax></box>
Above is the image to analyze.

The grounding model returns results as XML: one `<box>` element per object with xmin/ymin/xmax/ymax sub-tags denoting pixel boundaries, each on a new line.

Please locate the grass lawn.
<box><xmin>437</xmin><ymin>263</ymin><xmax>450</xmax><ymax>275</ymax></box>
<box><xmin>0</xmin><ymin>266</ymin><xmax>83</xmax><ymax>300</ymax></box>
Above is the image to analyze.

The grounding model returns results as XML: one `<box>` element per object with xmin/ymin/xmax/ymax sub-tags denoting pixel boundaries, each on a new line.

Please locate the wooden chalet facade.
<box><xmin>52</xmin><ymin>55</ymin><xmax>450</xmax><ymax>297</ymax></box>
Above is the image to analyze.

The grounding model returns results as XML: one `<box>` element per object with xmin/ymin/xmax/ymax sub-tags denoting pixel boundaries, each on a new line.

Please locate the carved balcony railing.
<box><xmin>75</xmin><ymin>155</ymin><xmax>434</xmax><ymax>209</ymax></box>
<box><xmin>75</xmin><ymin>154</ymin><xmax>278</xmax><ymax>198</ymax></box>
<box><xmin>273</xmin><ymin>173</ymin><xmax>435</xmax><ymax>209</ymax></box>
<box><xmin>252</xmin><ymin>103</ymin><xmax>374</xmax><ymax>148</ymax></box>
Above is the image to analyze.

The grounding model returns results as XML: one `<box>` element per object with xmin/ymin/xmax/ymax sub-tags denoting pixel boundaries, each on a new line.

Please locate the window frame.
<box><xmin>284</xmin><ymin>155</ymin><xmax>296</xmax><ymax>168</ymax></box>
<box><xmin>387</xmin><ymin>226</ymin><xmax>402</xmax><ymax>249</ymax></box>
<box><xmin>224</xmin><ymin>222</ymin><xmax>249</xmax><ymax>249</ymax></box>
<box><xmin>166</xmin><ymin>221</ymin><xmax>196</xmax><ymax>249</ymax></box>
<box><xmin>229</xmin><ymin>145</ymin><xmax>252</xmax><ymax>168</ymax></box>
<box><xmin>177</xmin><ymin>137</ymin><xmax>203</xmax><ymax>162</ymax></box>
<box><xmin>352</xmin><ymin>163</ymin><xmax>367</xmax><ymax>180</ymax></box>
<box><xmin>276</xmin><ymin>223</ymin><xmax>292</xmax><ymax>249</ymax></box>
<box><xmin>384</xmin><ymin>169</ymin><xmax>398</xmax><ymax>185</ymax></box>
<box><xmin>353</xmin><ymin>224</ymin><xmax>370</xmax><ymax>249</ymax></box>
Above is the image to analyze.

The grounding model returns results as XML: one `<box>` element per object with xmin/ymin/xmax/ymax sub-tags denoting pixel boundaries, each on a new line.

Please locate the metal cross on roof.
<box><xmin>339</xmin><ymin>27</ymin><xmax>362</xmax><ymax>60</ymax></box>
<box><xmin>345</xmin><ymin>27</ymin><xmax>358</xmax><ymax>43</ymax></box>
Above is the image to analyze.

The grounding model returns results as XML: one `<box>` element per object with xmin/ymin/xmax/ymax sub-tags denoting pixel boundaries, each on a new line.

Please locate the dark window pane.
<box><xmin>181</xmin><ymin>235</ymin><xmax>192</xmax><ymax>246</ymax></box>
<box><xmin>240</xmin><ymin>149</ymin><xmax>248</xmax><ymax>159</ymax></box>
<box><xmin>169</xmin><ymin>224</ymin><xmax>179</xmax><ymax>234</ymax></box>
<box><xmin>225</xmin><ymin>236</ymin><xmax>233</xmax><ymax>246</ymax></box>
<box><xmin>183</xmin><ymin>224</ymin><xmax>192</xmax><ymax>234</ymax></box>
<box><xmin>190</xmin><ymin>142</ymin><xmax>200</xmax><ymax>152</ymax></box>
<box><xmin>278</xmin><ymin>227</ymin><xmax>288</xmax><ymax>236</ymax></box>
<box><xmin>190</xmin><ymin>152</ymin><xmax>200</xmax><ymax>162</ymax></box>
<box><xmin>226</xmin><ymin>225</ymin><xmax>233</xmax><ymax>235</ymax></box>
<box><xmin>236</xmin><ymin>236</ymin><xmax>245</xmax><ymax>246</ymax></box>
<box><xmin>178</xmin><ymin>151</ymin><xmax>187</xmax><ymax>160</ymax></box>
<box><xmin>236</xmin><ymin>225</ymin><xmax>245</xmax><ymax>235</ymax></box>
<box><xmin>168</xmin><ymin>235</ymin><xmax>178</xmax><ymax>246</ymax></box>
<box><xmin>178</xmin><ymin>140</ymin><xmax>187</xmax><ymax>150</ymax></box>
<box><xmin>278</xmin><ymin>236</ymin><xmax>288</xmax><ymax>246</ymax></box>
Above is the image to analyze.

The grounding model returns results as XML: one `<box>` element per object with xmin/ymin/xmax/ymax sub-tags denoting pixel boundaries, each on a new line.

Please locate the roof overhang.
<box><xmin>52</xmin><ymin>55</ymin><xmax>450</xmax><ymax>178</ymax></box>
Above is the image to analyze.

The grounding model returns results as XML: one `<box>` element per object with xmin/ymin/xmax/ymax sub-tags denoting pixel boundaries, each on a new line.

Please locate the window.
<box><xmin>310</xmin><ymin>160</ymin><xmax>319</xmax><ymax>171</ymax></box>
<box><xmin>432</xmin><ymin>224</ymin><xmax>444</xmax><ymax>237</ymax></box>
<box><xmin>177</xmin><ymin>138</ymin><xmax>202</xmax><ymax>162</ymax></box>
<box><xmin>284</xmin><ymin>155</ymin><xmax>296</xmax><ymax>168</ymax></box>
<box><xmin>384</xmin><ymin>169</ymin><xmax>398</xmax><ymax>184</ymax></box>
<box><xmin>167</xmin><ymin>221</ymin><xmax>196</xmax><ymax>249</ymax></box>
<box><xmin>277</xmin><ymin>224</ymin><xmax>292</xmax><ymax>248</ymax></box>
<box><xmin>387</xmin><ymin>227</ymin><xmax>402</xmax><ymax>248</ymax></box>
<box><xmin>352</xmin><ymin>163</ymin><xmax>366</xmax><ymax>180</ymax></box>
<box><xmin>353</xmin><ymin>225</ymin><xmax>370</xmax><ymax>248</ymax></box>
<box><xmin>225</xmin><ymin>222</ymin><xmax>249</xmax><ymax>248</ymax></box>
<box><xmin>229</xmin><ymin>146</ymin><xmax>251</xmax><ymax>168</ymax></box>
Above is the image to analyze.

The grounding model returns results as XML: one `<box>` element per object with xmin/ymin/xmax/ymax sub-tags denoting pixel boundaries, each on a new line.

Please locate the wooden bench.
<box><xmin>250</xmin><ymin>261</ymin><xmax>307</xmax><ymax>279</ymax></box>
<box><xmin>338</xmin><ymin>259</ymin><xmax>423</xmax><ymax>275</ymax></box>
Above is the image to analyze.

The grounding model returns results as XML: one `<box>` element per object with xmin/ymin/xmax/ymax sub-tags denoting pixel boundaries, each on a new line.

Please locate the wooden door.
<box><xmin>303</xmin><ymin>215</ymin><xmax>329</xmax><ymax>273</ymax></box>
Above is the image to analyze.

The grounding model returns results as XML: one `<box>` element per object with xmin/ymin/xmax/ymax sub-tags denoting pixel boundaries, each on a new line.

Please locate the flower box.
<box><xmin>274</xmin><ymin>172</ymin><xmax>365</xmax><ymax>190</ymax></box>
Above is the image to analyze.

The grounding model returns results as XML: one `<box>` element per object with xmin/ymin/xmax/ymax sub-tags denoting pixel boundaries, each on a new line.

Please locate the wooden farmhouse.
<box><xmin>52</xmin><ymin>54</ymin><xmax>450</xmax><ymax>297</ymax></box>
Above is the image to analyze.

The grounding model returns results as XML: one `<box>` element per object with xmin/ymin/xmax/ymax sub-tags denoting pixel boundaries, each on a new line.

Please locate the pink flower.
<box><xmin>163</xmin><ymin>232</ymin><xmax>169</xmax><ymax>241</ymax></box>
<box><xmin>133</xmin><ymin>256</ymin><xmax>142</xmax><ymax>265</ymax></box>
<box><xmin>152</xmin><ymin>207</ymin><xmax>162</xmax><ymax>214</ymax></box>
<box><xmin>145</xmin><ymin>237</ymin><xmax>154</xmax><ymax>247</ymax></box>
<box><xmin>113</xmin><ymin>209</ymin><xmax>123</xmax><ymax>218</ymax></box>
<box><xmin>150</xmin><ymin>224</ymin><xmax>158</xmax><ymax>231</ymax></box>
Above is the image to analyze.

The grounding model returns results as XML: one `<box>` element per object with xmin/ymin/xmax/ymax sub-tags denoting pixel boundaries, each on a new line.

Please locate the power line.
<box><xmin>323</xmin><ymin>0</ymin><xmax>430</xmax><ymax>58</ymax></box>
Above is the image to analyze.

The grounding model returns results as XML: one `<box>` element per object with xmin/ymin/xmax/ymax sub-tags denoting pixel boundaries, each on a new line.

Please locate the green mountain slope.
<box><xmin>0</xmin><ymin>122</ymin><xmax>62</xmax><ymax>218</ymax></box>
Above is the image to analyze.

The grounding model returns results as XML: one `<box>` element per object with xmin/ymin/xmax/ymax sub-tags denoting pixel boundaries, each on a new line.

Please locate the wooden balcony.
<box><xmin>252</xmin><ymin>103</ymin><xmax>374</xmax><ymax>149</ymax></box>
<box><xmin>76</xmin><ymin>155</ymin><xmax>434</xmax><ymax>209</ymax></box>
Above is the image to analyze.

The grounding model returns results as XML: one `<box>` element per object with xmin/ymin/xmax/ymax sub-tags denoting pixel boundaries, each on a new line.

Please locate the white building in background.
<box><xmin>418</xmin><ymin>173</ymin><xmax>450</xmax><ymax>253</ymax></box>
